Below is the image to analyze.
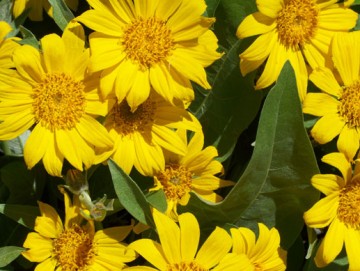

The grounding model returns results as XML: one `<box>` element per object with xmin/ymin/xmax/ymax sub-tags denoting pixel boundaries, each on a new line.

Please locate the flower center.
<box><xmin>276</xmin><ymin>0</ymin><xmax>318</xmax><ymax>49</ymax></box>
<box><xmin>122</xmin><ymin>17</ymin><xmax>174</xmax><ymax>69</ymax></box>
<box><xmin>337</xmin><ymin>180</ymin><xmax>360</xmax><ymax>229</ymax></box>
<box><xmin>167</xmin><ymin>261</ymin><xmax>208</xmax><ymax>271</ymax></box>
<box><xmin>32</xmin><ymin>73</ymin><xmax>86</xmax><ymax>131</ymax></box>
<box><xmin>156</xmin><ymin>164</ymin><xmax>193</xmax><ymax>201</ymax></box>
<box><xmin>53</xmin><ymin>225</ymin><xmax>95</xmax><ymax>270</ymax></box>
<box><xmin>107</xmin><ymin>99</ymin><xmax>156</xmax><ymax>135</ymax></box>
<box><xmin>338</xmin><ymin>81</ymin><xmax>360</xmax><ymax>128</ymax></box>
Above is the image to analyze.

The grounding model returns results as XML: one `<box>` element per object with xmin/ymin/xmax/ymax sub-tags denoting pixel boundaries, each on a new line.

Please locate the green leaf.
<box><xmin>0</xmin><ymin>204</ymin><xmax>39</xmax><ymax>229</ymax></box>
<box><xmin>0</xmin><ymin>0</ymin><xmax>12</xmax><ymax>23</ymax></box>
<box><xmin>0</xmin><ymin>246</ymin><xmax>25</xmax><ymax>268</ymax></box>
<box><xmin>205</xmin><ymin>0</ymin><xmax>221</xmax><ymax>17</ymax></box>
<box><xmin>108</xmin><ymin>160</ymin><xmax>154</xmax><ymax>227</ymax></box>
<box><xmin>146</xmin><ymin>190</ymin><xmax>167</xmax><ymax>213</ymax></box>
<box><xmin>181</xmin><ymin>62</ymin><xmax>319</xmax><ymax>249</ymax></box>
<box><xmin>18</xmin><ymin>26</ymin><xmax>39</xmax><ymax>49</ymax></box>
<box><xmin>48</xmin><ymin>0</ymin><xmax>74</xmax><ymax>31</ymax></box>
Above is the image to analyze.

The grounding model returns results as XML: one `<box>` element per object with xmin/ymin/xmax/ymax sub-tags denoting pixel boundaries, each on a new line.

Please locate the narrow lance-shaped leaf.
<box><xmin>180</xmin><ymin>62</ymin><xmax>319</xmax><ymax>249</ymax></box>
<box><xmin>48</xmin><ymin>0</ymin><xmax>74</xmax><ymax>31</ymax></box>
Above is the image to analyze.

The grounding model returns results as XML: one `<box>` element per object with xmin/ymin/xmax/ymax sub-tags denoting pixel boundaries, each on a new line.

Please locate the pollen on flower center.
<box><xmin>122</xmin><ymin>17</ymin><xmax>174</xmax><ymax>68</ymax></box>
<box><xmin>338</xmin><ymin>81</ymin><xmax>360</xmax><ymax>128</ymax></box>
<box><xmin>156</xmin><ymin>164</ymin><xmax>193</xmax><ymax>201</ymax></box>
<box><xmin>167</xmin><ymin>261</ymin><xmax>208</xmax><ymax>271</ymax></box>
<box><xmin>109</xmin><ymin>99</ymin><xmax>156</xmax><ymax>135</ymax></box>
<box><xmin>53</xmin><ymin>224</ymin><xmax>95</xmax><ymax>270</ymax></box>
<box><xmin>337</xmin><ymin>180</ymin><xmax>360</xmax><ymax>229</ymax></box>
<box><xmin>32</xmin><ymin>73</ymin><xmax>86</xmax><ymax>131</ymax></box>
<box><xmin>276</xmin><ymin>0</ymin><xmax>318</xmax><ymax>49</ymax></box>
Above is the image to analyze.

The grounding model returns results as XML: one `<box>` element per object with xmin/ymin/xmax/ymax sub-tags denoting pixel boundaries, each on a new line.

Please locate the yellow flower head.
<box><xmin>22</xmin><ymin>188</ymin><xmax>137</xmax><ymax>270</ymax></box>
<box><xmin>0</xmin><ymin>22</ymin><xmax>114</xmax><ymax>176</ymax></box>
<box><xmin>304</xmin><ymin>152</ymin><xmax>360</xmax><ymax>270</ymax></box>
<box><xmin>13</xmin><ymin>0</ymin><xmax>78</xmax><ymax>21</ymax></box>
<box><xmin>104</xmin><ymin>93</ymin><xmax>201</xmax><ymax>176</ymax></box>
<box><xmin>129</xmin><ymin>209</ymin><xmax>250</xmax><ymax>270</ymax></box>
<box><xmin>231</xmin><ymin>223</ymin><xmax>287</xmax><ymax>271</ymax></box>
<box><xmin>237</xmin><ymin>0</ymin><xmax>357</xmax><ymax>101</ymax></box>
<box><xmin>76</xmin><ymin>0</ymin><xmax>222</xmax><ymax>110</ymax></box>
<box><xmin>303</xmin><ymin>31</ymin><xmax>360</xmax><ymax>161</ymax></box>
<box><xmin>150</xmin><ymin>130</ymin><xmax>234</xmax><ymax>220</ymax></box>
<box><xmin>0</xmin><ymin>21</ymin><xmax>20</xmax><ymax>69</ymax></box>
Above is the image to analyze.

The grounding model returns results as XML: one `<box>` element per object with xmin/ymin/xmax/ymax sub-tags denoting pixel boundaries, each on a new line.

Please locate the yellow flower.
<box><xmin>104</xmin><ymin>93</ymin><xmax>201</xmax><ymax>176</ymax></box>
<box><xmin>0</xmin><ymin>21</ymin><xmax>20</xmax><ymax>69</ymax></box>
<box><xmin>13</xmin><ymin>0</ymin><xmax>78</xmax><ymax>21</ymax></box>
<box><xmin>128</xmin><ymin>209</ymin><xmax>250</xmax><ymax>270</ymax></box>
<box><xmin>76</xmin><ymin>0</ymin><xmax>222</xmax><ymax>110</ymax></box>
<box><xmin>22</xmin><ymin>188</ymin><xmax>137</xmax><ymax>270</ymax></box>
<box><xmin>231</xmin><ymin>223</ymin><xmax>287</xmax><ymax>271</ymax></box>
<box><xmin>303</xmin><ymin>31</ymin><xmax>360</xmax><ymax>161</ymax></box>
<box><xmin>0</xmin><ymin>22</ymin><xmax>113</xmax><ymax>176</ymax></box>
<box><xmin>237</xmin><ymin>0</ymin><xmax>357</xmax><ymax>101</ymax></box>
<box><xmin>150</xmin><ymin>130</ymin><xmax>234</xmax><ymax>219</ymax></box>
<box><xmin>304</xmin><ymin>152</ymin><xmax>360</xmax><ymax>270</ymax></box>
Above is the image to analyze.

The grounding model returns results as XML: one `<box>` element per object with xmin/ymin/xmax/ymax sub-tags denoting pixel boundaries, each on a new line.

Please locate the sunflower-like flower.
<box><xmin>128</xmin><ymin>209</ymin><xmax>250</xmax><ymax>270</ymax></box>
<box><xmin>237</xmin><ymin>0</ymin><xmax>357</xmax><ymax>101</ymax></box>
<box><xmin>303</xmin><ymin>31</ymin><xmax>360</xmax><ymax>161</ymax></box>
<box><xmin>0</xmin><ymin>21</ymin><xmax>20</xmax><ymax>69</ymax></box>
<box><xmin>13</xmin><ymin>0</ymin><xmax>78</xmax><ymax>21</ymax></box>
<box><xmin>0</xmin><ymin>22</ymin><xmax>113</xmax><ymax>176</ymax></box>
<box><xmin>104</xmin><ymin>93</ymin><xmax>201</xmax><ymax>176</ymax></box>
<box><xmin>231</xmin><ymin>223</ymin><xmax>287</xmax><ymax>271</ymax></box>
<box><xmin>76</xmin><ymin>0</ymin><xmax>222</xmax><ymax>110</ymax></box>
<box><xmin>150</xmin><ymin>130</ymin><xmax>234</xmax><ymax>219</ymax></box>
<box><xmin>22</xmin><ymin>188</ymin><xmax>136</xmax><ymax>270</ymax></box>
<box><xmin>304</xmin><ymin>152</ymin><xmax>360</xmax><ymax>270</ymax></box>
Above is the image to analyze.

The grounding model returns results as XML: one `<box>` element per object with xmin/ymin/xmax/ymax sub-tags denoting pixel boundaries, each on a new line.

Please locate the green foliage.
<box><xmin>0</xmin><ymin>246</ymin><xmax>24</xmax><ymax>268</ymax></box>
<box><xmin>180</xmin><ymin>62</ymin><xmax>319</xmax><ymax>250</ymax></box>
<box><xmin>0</xmin><ymin>204</ymin><xmax>39</xmax><ymax>229</ymax></box>
<box><xmin>18</xmin><ymin>26</ymin><xmax>39</xmax><ymax>49</ymax></box>
<box><xmin>48</xmin><ymin>0</ymin><xmax>74</xmax><ymax>31</ymax></box>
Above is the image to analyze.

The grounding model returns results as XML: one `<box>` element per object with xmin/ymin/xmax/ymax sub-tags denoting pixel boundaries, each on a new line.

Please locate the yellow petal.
<box><xmin>256</xmin><ymin>0</ymin><xmax>283</xmax><ymax>19</ymax></box>
<box><xmin>0</xmin><ymin>21</ymin><xmax>12</xmax><ymax>40</ymax></box>
<box><xmin>113</xmin><ymin>60</ymin><xmax>140</xmax><ymax>103</ymax></box>
<box><xmin>311</xmin><ymin>174</ymin><xmax>344</xmax><ymax>196</ymax></box>
<box><xmin>99</xmin><ymin>65</ymin><xmax>121</xmax><ymax>99</ymax></box>
<box><xmin>126</xmin><ymin>69</ymin><xmax>151</xmax><ymax>111</ymax></box>
<box><xmin>310</xmin><ymin>114</ymin><xmax>344</xmax><ymax>144</ymax></box>
<box><xmin>95</xmin><ymin>225</ymin><xmax>133</xmax><ymax>244</ymax></box>
<box><xmin>344</xmin><ymin>228</ymin><xmax>360</xmax><ymax>271</ymax></box>
<box><xmin>22</xmin><ymin>233</ymin><xmax>52</xmax><ymax>262</ymax></box>
<box><xmin>109</xmin><ymin>0</ymin><xmax>135</xmax><ymax>23</ymax></box>
<box><xmin>255</xmin><ymin>42</ymin><xmax>288</xmax><ymax>90</ymax></box>
<box><xmin>152</xmin><ymin>125</ymin><xmax>187</xmax><ymax>155</ymax></box>
<box><xmin>111</xmin><ymin>135</ymin><xmax>136</xmax><ymax>174</ymax></box>
<box><xmin>76</xmin><ymin>10</ymin><xmax>124</xmax><ymax>37</ymax></box>
<box><xmin>43</xmin><ymin>134</ymin><xmax>64</xmax><ymax>177</ymax></box>
<box><xmin>303</xmin><ymin>192</ymin><xmax>338</xmax><ymax>228</ymax></box>
<box><xmin>178</xmin><ymin>212</ymin><xmax>200</xmax><ymax>261</ymax></box>
<box><xmin>230</xmin><ymin>227</ymin><xmax>254</xmax><ymax>255</ymax></box>
<box><xmin>134</xmin><ymin>0</ymin><xmax>159</xmax><ymax>17</ymax></box>
<box><xmin>237</xmin><ymin>12</ymin><xmax>276</xmax><ymax>39</ymax></box>
<box><xmin>129</xmin><ymin>239</ymin><xmax>168</xmax><ymax>270</ymax></box>
<box><xmin>133</xmin><ymin>132</ymin><xmax>165</xmax><ymax>176</ymax></box>
<box><xmin>169</xmin><ymin>50</ymin><xmax>211</xmax><ymax>89</ymax></box>
<box><xmin>33</xmin><ymin>257</ymin><xmax>57</xmax><ymax>271</ymax></box>
<box><xmin>89</xmin><ymin>33</ymin><xmax>126</xmax><ymax>72</ymax></box>
<box><xmin>318</xmin><ymin>8</ymin><xmax>358</xmax><ymax>31</ymax></box>
<box><xmin>0</xmin><ymin>108</ymin><xmax>34</xmax><ymax>140</ymax></box>
<box><xmin>322</xmin><ymin>152</ymin><xmax>352</xmax><ymax>182</ymax></box>
<box><xmin>302</xmin><ymin>43</ymin><xmax>326</xmax><ymax>68</ymax></box>
<box><xmin>13</xmin><ymin>45</ymin><xmax>44</xmax><ymax>83</ymax></box>
<box><xmin>196</xmin><ymin>227</ymin><xmax>232</xmax><ymax>269</ymax></box>
<box><xmin>302</xmin><ymin>93</ymin><xmax>339</xmax><ymax>117</ymax></box>
<box><xmin>287</xmin><ymin>49</ymin><xmax>308</xmax><ymax>101</ymax></box>
<box><xmin>240</xmin><ymin>32</ymin><xmax>275</xmax><ymax>62</ymax></box>
<box><xmin>332</xmin><ymin>31</ymin><xmax>360</xmax><ymax>85</ymax></box>
<box><xmin>183</xmin><ymin>146</ymin><xmax>218</xmax><ymax>172</ymax></box>
<box><xmin>315</xmin><ymin>218</ymin><xmax>345</xmax><ymax>267</ymax></box>
<box><xmin>152</xmin><ymin>208</ymin><xmax>181</xmax><ymax>263</ymax></box>
<box><xmin>155</xmin><ymin>0</ymin><xmax>182</xmax><ymax>20</ymax></box>
<box><xmin>309</xmin><ymin>67</ymin><xmax>341</xmax><ymax>97</ymax></box>
<box><xmin>41</xmin><ymin>34</ymin><xmax>65</xmax><ymax>73</ymax></box>
<box><xmin>23</xmin><ymin>125</ymin><xmax>51</xmax><ymax>169</ymax></box>
<box><xmin>337</xmin><ymin>126</ymin><xmax>359</xmax><ymax>162</ymax></box>
<box><xmin>37</xmin><ymin>201</ymin><xmax>63</xmax><ymax>235</ymax></box>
